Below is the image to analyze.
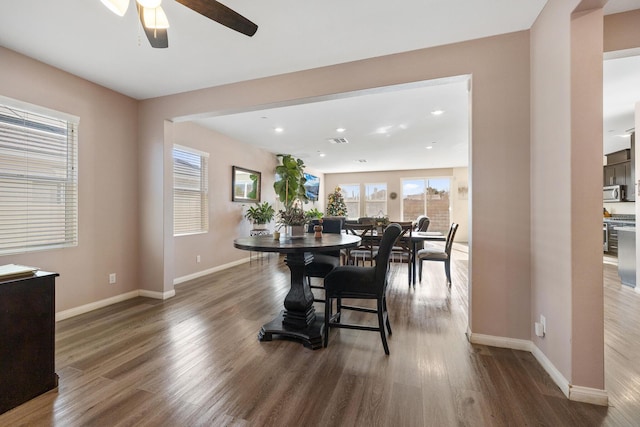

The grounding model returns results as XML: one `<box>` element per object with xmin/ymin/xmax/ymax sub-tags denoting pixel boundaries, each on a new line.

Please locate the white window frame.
<box><xmin>173</xmin><ymin>144</ymin><xmax>209</xmax><ymax>236</ymax></box>
<box><xmin>401</xmin><ymin>177</ymin><xmax>451</xmax><ymax>225</ymax></box>
<box><xmin>339</xmin><ymin>183</ymin><xmax>360</xmax><ymax>219</ymax></box>
<box><xmin>364</xmin><ymin>182</ymin><xmax>387</xmax><ymax>217</ymax></box>
<box><xmin>0</xmin><ymin>96</ymin><xmax>79</xmax><ymax>255</ymax></box>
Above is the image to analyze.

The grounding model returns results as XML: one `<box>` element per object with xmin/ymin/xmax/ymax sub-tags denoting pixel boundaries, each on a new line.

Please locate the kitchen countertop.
<box><xmin>604</xmin><ymin>216</ymin><xmax>636</xmax><ymax>223</ymax></box>
<box><xmin>614</xmin><ymin>226</ymin><xmax>636</xmax><ymax>232</ymax></box>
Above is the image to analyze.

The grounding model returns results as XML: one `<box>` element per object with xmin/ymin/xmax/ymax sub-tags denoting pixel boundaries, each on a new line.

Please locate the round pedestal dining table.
<box><xmin>234</xmin><ymin>232</ymin><xmax>361</xmax><ymax>349</ymax></box>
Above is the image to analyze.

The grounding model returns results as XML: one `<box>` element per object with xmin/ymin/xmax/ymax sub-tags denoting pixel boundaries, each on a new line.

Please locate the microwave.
<box><xmin>603</xmin><ymin>185</ymin><xmax>625</xmax><ymax>202</ymax></box>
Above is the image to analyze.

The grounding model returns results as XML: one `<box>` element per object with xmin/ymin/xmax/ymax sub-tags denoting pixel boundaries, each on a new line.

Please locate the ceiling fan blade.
<box><xmin>138</xmin><ymin>5</ymin><xmax>169</xmax><ymax>48</ymax></box>
<box><xmin>175</xmin><ymin>0</ymin><xmax>258</xmax><ymax>37</ymax></box>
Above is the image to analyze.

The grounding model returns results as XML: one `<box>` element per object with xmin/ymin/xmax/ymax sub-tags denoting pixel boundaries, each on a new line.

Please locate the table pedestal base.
<box><xmin>258</xmin><ymin>310</ymin><xmax>324</xmax><ymax>350</ymax></box>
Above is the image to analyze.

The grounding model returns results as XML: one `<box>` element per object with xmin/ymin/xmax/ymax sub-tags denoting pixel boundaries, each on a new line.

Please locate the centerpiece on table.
<box><xmin>274</xmin><ymin>154</ymin><xmax>310</xmax><ymax>238</ymax></box>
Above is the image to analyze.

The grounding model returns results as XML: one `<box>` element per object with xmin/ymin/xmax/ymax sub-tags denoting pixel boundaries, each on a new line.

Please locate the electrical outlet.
<box><xmin>109</xmin><ymin>273</ymin><xmax>116</xmax><ymax>284</ymax></box>
<box><xmin>540</xmin><ymin>315</ymin><xmax>546</xmax><ymax>334</ymax></box>
<box><xmin>196</xmin><ymin>255</ymin><xmax>201</xmax><ymax>263</ymax></box>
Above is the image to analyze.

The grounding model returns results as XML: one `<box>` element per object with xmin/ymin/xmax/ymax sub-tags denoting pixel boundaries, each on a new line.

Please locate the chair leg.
<box><xmin>377</xmin><ymin>298</ymin><xmax>390</xmax><ymax>355</ymax></box>
<box><xmin>418</xmin><ymin>259</ymin><xmax>423</xmax><ymax>282</ymax></box>
<box><xmin>323</xmin><ymin>296</ymin><xmax>331</xmax><ymax>348</ymax></box>
<box><xmin>444</xmin><ymin>259</ymin><xmax>452</xmax><ymax>287</ymax></box>
<box><xmin>383</xmin><ymin>295</ymin><xmax>392</xmax><ymax>335</ymax></box>
<box><xmin>336</xmin><ymin>298</ymin><xmax>342</xmax><ymax>323</ymax></box>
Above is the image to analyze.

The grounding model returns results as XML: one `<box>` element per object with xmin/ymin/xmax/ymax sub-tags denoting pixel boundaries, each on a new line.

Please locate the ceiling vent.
<box><xmin>328</xmin><ymin>137</ymin><xmax>349</xmax><ymax>144</ymax></box>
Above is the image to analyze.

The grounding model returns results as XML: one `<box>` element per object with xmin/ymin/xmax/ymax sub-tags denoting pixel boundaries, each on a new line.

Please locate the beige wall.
<box><xmin>604</xmin><ymin>9</ymin><xmax>640</xmax><ymax>52</ymax></box>
<box><xmin>324</xmin><ymin>167</ymin><xmax>469</xmax><ymax>242</ymax></box>
<box><xmin>531</xmin><ymin>0</ymin><xmax>607</xmax><ymax>392</ymax></box>
<box><xmin>172</xmin><ymin>122</ymin><xmax>277</xmax><ymax>279</ymax></box>
<box><xmin>0</xmin><ymin>46</ymin><xmax>139</xmax><ymax>313</ymax></box>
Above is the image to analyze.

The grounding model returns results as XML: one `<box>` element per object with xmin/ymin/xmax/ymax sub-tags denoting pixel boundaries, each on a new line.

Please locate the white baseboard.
<box><xmin>56</xmin><ymin>260</ymin><xmax>248</xmax><ymax>322</ymax></box>
<box><xmin>467</xmin><ymin>330</ymin><xmax>608</xmax><ymax>406</ymax></box>
<box><xmin>139</xmin><ymin>289</ymin><xmax>176</xmax><ymax>300</ymax></box>
<box><xmin>569</xmin><ymin>385</ymin><xmax>609</xmax><ymax>406</ymax></box>
<box><xmin>468</xmin><ymin>331</ymin><xmax>532</xmax><ymax>352</ymax></box>
<box><xmin>173</xmin><ymin>257</ymin><xmax>250</xmax><ymax>285</ymax></box>
<box><xmin>55</xmin><ymin>290</ymin><xmax>140</xmax><ymax>321</ymax></box>
<box><xmin>528</xmin><ymin>341</ymin><xmax>571</xmax><ymax>398</ymax></box>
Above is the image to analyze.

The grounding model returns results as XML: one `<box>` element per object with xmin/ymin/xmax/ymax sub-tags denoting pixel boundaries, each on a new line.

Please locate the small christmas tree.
<box><xmin>326</xmin><ymin>186</ymin><xmax>347</xmax><ymax>217</ymax></box>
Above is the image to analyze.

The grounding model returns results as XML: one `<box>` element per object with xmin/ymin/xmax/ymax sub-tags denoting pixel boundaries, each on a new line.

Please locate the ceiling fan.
<box><xmin>100</xmin><ymin>0</ymin><xmax>258</xmax><ymax>48</ymax></box>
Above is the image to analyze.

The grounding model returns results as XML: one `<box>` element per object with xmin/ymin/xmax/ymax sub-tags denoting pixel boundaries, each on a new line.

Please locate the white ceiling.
<box><xmin>1</xmin><ymin>1</ymin><xmax>638</xmax><ymax>173</ymax></box>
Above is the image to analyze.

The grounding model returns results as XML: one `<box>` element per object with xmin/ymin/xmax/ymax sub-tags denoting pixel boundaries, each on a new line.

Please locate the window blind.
<box><xmin>173</xmin><ymin>145</ymin><xmax>208</xmax><ymax>236</ymax></box>
<box><xmin>0</xmin><ymin>102</ymin><xmax>78</xmax><ymax>255</ymax></box>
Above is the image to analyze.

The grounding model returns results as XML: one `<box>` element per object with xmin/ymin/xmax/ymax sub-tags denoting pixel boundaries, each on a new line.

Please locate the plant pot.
<box><xmin>288</xmin><ymin>225</ymin><xmax>306</xmax><ymax>239</ymax></box>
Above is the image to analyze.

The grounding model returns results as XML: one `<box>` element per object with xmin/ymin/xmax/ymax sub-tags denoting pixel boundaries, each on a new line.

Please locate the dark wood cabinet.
<box><xmin>604</xmin><ymin>137</ymin><xmax>635</xmax><ymax>201</ymax></box>
<box><xmin>603</xmin><ymin>161</ymin><xmax>630</xmax><ymax>187</ymax></box>
<box><xmin>0</xmin><ymin>271</ymin><xmax>58</xmax><ymax>415</ymax></box>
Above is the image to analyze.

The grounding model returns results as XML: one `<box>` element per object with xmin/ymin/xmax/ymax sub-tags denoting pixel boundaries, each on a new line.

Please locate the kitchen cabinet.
<box><xmin>605</xmin><ymin>220</ymin><xmax>635</xmax><ymax>255</ymax></box>
<box><xmin>603</xmin><ymin>135</ymin><xmax>635</xmax><ymax>201</ymax></box>
<box><xmin>616</xmin><ymin>227</ymin><xmax>636</xmax><ymax>287</ymax></box>
<box><xmin>603</xmin><ymin>161</ymin><xmax>630</xmax><ymax>187</ymax></box>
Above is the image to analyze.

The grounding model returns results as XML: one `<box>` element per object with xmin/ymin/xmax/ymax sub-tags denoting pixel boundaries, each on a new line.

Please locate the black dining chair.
<box><xmin>416</xmin><ymin>216</ymin><xmax>430</xmax><ymax>232</ymax></box>
<box><xmin>323</xmin><ymin>223</ymin><xmax>402</xmax><ymax>355</ymax></box>
<box><xmin>389</xmin><ymin>221</ymin><xmax>413</xmax><ymax>283</ymax></box>
<box><xmin>344</xmin><ymin>223</ymin><xmax>377</xmax><ymax>266</ymax></box>
<box><xmin>417</xmin><ymin>223</ymin><xmax>459</xmax><ymax>287</ymax></box>
<box><xmin>305</xmin><ymin>218</ymin><xmax>344</xmax><ymax>302</ymax></box>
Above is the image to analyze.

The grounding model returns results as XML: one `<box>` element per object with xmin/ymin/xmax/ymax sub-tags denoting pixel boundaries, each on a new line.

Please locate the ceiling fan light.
<box><xmin>137</xmin><ymin>0</ymin><xmax>161</xmax><ymax>8</ymax></box>
<box><xmin>143</xmin><ymin>6</ymin><xmax>170</xmax><ymax>29</ymax></box>
<box><xmin>100</xmin><ymin>0</ymin><xmax>130</xmax><ymax>16</ymax></box>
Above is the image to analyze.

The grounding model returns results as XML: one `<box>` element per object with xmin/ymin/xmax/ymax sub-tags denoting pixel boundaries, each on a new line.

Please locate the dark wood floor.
<box><xmin>1</xmin><ymin>248</ymin><xmax>639</xmax><ymax>426</ymax></box>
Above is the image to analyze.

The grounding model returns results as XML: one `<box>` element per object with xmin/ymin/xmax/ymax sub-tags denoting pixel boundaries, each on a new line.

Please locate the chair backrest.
<box><xmin>393</xmin><ymin>222</ymin><xmax>413</xmax><ymax>249</ymax></box>
<box><xmin>321</xmin><ymin>218</ymin><xmax>343</xmax><ymax>234</ymax></box>
<box><xmin>307</xmin><ymin>218</ymin><xmax>343</xmax><ymax>234</ymax></box>
<box><xmin>374</xmin><ymin>223</ymin><xmax>402</xmax><ymax>286</ymax></box>
<box><xmin>345</xmin><ymin>223</ymin><xmax>374</xmax><ymax>238</ymax></box>
<box><xmin>358</xmin><ymin>217</ymin><xmax>376</xmax><ymax>226</ymax></box>
<box><xmin>417</xmin><ymin>216</ymin><xmax>430</xmax><ymax>232</ymax></box>
<box><xmin>444</xmin><ymin>223</ymin><xmax>459</xmax><ymax>256</ymax></box>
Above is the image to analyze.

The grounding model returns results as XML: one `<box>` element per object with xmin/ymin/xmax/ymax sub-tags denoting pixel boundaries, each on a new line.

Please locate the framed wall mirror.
<box><xmin>232</xmin><ymin>166</ymin><xmax>261</xmax><ymax>202</ymax></box>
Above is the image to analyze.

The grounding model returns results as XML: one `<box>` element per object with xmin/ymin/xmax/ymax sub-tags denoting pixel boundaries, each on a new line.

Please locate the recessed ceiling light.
<box><xmin>355</xmin><ymin>159</ymin><xmax>367</xmax><ymax>163</ymax></box>
<box><xmin>616</xmin><ymin>134</ymin><xmax>631</xmax><ymax>138</ymax></box>
<box><xmin>376</xmin><ymin>126</ymin><xmax>391</xmax><ymax>134</ymax></box>
<box><xmin>431</xmin><ymin>109</ymin><xmax>445</xmax><ymax>116</ymax></box>
<box><xmin>336</xmin><ymin>127</ymin><xmax>346</xmax><ymax>133</ymax></box>
<box><xmin>274</xmin><ymin>127</ymin><xmax>284</xmax><ymax>133</ymax></box>
<box><xmin>319</xmin><ymin>153</ymin><xmax>326</xmax><ymax>157</ymax></box>
<box><xmin>426</xmin><ymin>146</ymin><xmax>433</xmax><ymax>150</ymax></box>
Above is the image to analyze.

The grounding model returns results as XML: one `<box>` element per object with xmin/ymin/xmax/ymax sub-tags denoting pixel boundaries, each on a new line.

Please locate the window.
<box><xmin>365</xmin><ymin>183</ymin><xmax>387</xmax><ymax>217</ymax></box>
<box><xmin>173</xmin><ymin>145</ymin><xmax>209</xmax><ymax>236</ymax></box>
<box><xmin>339</xmin><ymin>184</ymin><xmax>360</xmax><ymax>219</ymax></box>
<box><xmin>401</xmin><ymin>177</ymin><xmax>451</xmax><ymax>232</ymax></box>
<box><xmin>0</xmin><ymin>99</ymin><xmax>78</xmax><ymax>255</ymax></box>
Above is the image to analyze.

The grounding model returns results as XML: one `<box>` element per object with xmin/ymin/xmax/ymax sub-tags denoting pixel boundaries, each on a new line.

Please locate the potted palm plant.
<box><xmin>244</xmin><ymin>202</ymin><xmax>275</xmax><ymax>230</ymax></box>
<box><xmin>274</xmin><ymin>154</ymin><xmax>310</xmax><ymax>238</ymax></box>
